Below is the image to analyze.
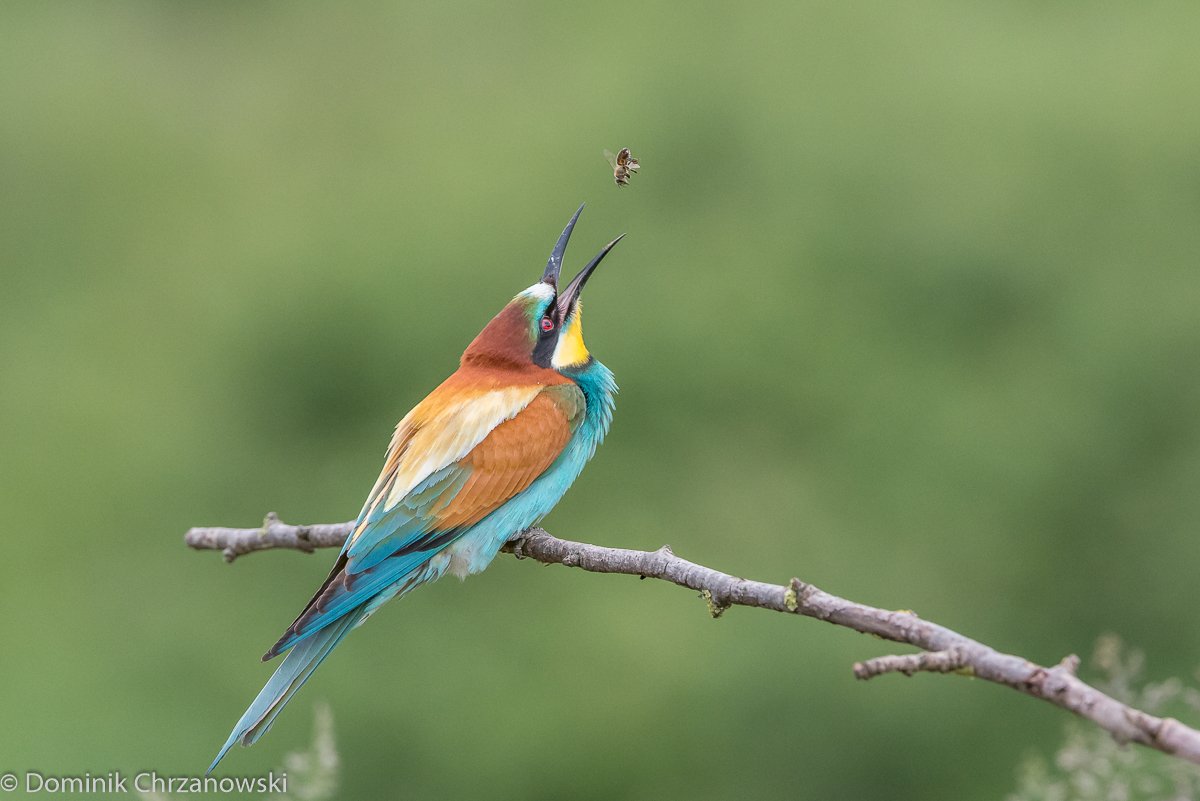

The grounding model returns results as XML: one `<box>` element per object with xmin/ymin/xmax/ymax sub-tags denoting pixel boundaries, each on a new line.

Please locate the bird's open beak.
<box><xmin>542</xmin><ymin>204</ymin><xmax>624</xmax><ymax>319</ymax></box>
<box><xmin>556</xmin><ymin>234</ymin><xmax>624</xmax><ymax>320</ymax></box>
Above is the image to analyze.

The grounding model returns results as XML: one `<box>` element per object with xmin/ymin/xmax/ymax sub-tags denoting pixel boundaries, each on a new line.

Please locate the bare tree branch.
<box><xmin>185</xmin><ymin>515</ymin><xmax>1200</xmax><ymax>766</ymax></box>
<box><xmin>186</xmin><ymin>513</ymin><xmax>351</xmax><ymax>563</ymax></box>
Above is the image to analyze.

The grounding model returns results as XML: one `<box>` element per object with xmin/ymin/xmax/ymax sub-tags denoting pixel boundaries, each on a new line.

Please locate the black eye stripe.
<box><xmin>532</xmin><ymin>314</ymin><xmax>558</xmax><ymax>367</ymax></box>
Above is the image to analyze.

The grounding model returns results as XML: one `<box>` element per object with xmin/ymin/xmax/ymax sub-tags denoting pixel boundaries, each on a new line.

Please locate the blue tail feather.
<box><xmin>207</xmin><ymin>605</ymin><xmax>366</xmax><ymax>774</ymax></box>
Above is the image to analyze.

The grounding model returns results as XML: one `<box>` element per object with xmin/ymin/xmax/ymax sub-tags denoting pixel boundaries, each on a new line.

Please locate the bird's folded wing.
<box><xmin>263</xmin><ymin>379</ymin><xmax>584</xmax><ymax>659</ymax></box>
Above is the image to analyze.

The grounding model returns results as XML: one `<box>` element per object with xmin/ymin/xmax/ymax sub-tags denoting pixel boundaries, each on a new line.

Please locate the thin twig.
<box><xmin>184</xmin><ymin>516</ymin><xmax>1200</xmax><ymax>765</ymax></box>
<box><xmin>854</xmin><ymin>648</ymin><xmax>970</xmax><ymax>679</ymax></box>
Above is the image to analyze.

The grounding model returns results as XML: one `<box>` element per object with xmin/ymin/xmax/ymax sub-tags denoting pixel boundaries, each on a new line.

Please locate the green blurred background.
<box><xmin>2</xmin><ymin>2</ymin><xmax>1199</xmax><ymax>798</ymax></box>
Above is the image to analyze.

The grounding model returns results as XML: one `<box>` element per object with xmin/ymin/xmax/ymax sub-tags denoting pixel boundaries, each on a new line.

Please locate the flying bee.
<box><xmin>603</xmin><ymin>147</ymin><xmax>640</xmax><ymax>187</ymax></box>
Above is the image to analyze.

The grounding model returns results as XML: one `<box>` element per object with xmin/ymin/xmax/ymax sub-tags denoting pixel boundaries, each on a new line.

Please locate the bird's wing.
<box><xmin>263</xmin><ymin>378</ymin><xmax>584</xmax><ymax>659</ymax></box>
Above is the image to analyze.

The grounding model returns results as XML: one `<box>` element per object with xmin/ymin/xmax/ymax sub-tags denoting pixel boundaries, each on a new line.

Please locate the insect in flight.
<box><xmin>603</xmin><ymin>147</ymin><xmax>640</xmax><ymax>187</ymax></box>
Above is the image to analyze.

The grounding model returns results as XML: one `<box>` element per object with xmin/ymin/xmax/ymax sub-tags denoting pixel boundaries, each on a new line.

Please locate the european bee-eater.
<box><xmin>209</xmin><ymin>205</ymin><xmax>622</xmax><ymax>772</ymax></box>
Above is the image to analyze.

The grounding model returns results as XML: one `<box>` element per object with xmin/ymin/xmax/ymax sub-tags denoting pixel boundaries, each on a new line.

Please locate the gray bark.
<box><xmin>185</xmin><ymin>515</ymin><xmax>1200</xmax><ymax>765</ymax></box>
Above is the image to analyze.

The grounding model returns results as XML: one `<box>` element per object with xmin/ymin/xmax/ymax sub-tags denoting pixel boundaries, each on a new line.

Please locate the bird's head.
<box><xmin>463</xmin><ymin>205</ymin><xmax>623</xmax><ymax>373</ymax></box>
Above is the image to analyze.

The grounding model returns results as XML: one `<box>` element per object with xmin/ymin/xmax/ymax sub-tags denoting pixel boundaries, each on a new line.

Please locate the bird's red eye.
<box><xmin>540</xmin><ymin>316</ymin><xmax>555</xmax><ymax>333</ymax></box>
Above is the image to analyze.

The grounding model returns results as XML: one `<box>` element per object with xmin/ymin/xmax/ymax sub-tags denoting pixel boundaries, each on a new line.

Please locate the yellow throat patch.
<box><xmin>552</xmin><ymin>304</ymin><xmax>590</xmax><ymax>368</ymax></box>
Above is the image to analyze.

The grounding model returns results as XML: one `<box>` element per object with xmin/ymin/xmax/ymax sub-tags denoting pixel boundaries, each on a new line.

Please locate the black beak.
<box><xmin>542</xmin><ymin>204</ymin><xmax>624</xmax><ymax>318</ymax></box>
<box><xmin>542</xmin><ymin>204</ymin><xmax>585</xmax><ymax>287</ymax></box>
<box><xmin>556</xmin><ymin>234</ymin><xmax>625</xmax><ymax>320</ymax></box>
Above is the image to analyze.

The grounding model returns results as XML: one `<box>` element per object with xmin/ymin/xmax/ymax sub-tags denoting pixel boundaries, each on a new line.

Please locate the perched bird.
<box><xmin>209</xmin><ymin>205</ymin><xmax>622</xmax><ymax>772</ymax></box>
